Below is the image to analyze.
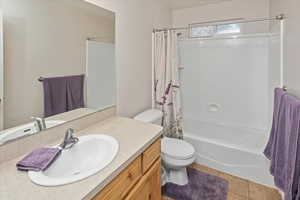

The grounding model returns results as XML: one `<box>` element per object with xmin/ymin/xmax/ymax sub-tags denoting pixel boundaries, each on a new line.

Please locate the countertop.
<box><xmin>0</xmin><ymin>117</ymin><xmax>163</xmax><ymax>200</ymax></box>
<box><xmin>47</xmin><ymin>108</ymin><xmax>95</xmax><ymax>122</ymax></box>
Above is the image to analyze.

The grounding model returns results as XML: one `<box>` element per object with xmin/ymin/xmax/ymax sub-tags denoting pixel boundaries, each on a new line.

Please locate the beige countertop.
<box><xmin>47</xmin><ymin>107</ymin><xmax>96</xmax><ymax>122</ymax></box>
<box><xmin>0</xmin><ymin>117</ymin><xmax>163</xmax><ymax>200</ymax></box>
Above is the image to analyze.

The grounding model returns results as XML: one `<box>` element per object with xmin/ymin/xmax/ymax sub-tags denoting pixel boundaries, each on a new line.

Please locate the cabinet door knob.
<box><xmin>128</xmin><ymin>172</ymin><xmax>133</xmax><ymax>179</ymax></box>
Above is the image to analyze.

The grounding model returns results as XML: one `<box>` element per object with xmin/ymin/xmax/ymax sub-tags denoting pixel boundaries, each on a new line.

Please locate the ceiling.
<box><xmin>165</xmin><ymin>0</ymin><xmax>231</xmax><ymax>10</ymax></box>
<box><xmin>73</xmin><ymin>0</ymin><xmax>115</xmax><ymax>20</ymax></box>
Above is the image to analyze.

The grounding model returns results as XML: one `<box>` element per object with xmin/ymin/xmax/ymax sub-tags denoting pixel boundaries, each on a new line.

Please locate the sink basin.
<box><xmin>28</xmin><ymin>134</ymin><xmax>119</xmax><ymax>186</ymax></box>
<box><xmin>0</xmin><ymin>120</ymin><xmax>65</xmax><ymax>145</ymax></box>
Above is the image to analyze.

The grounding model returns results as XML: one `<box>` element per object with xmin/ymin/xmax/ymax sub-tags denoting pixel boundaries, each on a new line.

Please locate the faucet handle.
<box><xmin>60</xmin><ymin>128</ymin><xmax>78</xmax><ymax>150</ymax></box>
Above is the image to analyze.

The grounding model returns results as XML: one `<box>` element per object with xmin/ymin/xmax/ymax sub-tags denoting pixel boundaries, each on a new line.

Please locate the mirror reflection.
<box><xmin>0</xmin><ymin>0</ymin><xmax>116</xmax><ymax>145</ymax></box>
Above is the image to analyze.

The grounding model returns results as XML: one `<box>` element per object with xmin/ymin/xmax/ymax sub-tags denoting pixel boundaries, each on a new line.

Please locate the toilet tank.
<box><xmin>134</xmin><ymin>109</ymin><xmax>163</xmax><ymax>125</ymax></box>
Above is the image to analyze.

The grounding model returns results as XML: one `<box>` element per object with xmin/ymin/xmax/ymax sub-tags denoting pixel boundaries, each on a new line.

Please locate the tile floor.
<box><xmin>163</xmin><ymin>163</ymin><xmax>282</xmax><ymax>200</ymax></box>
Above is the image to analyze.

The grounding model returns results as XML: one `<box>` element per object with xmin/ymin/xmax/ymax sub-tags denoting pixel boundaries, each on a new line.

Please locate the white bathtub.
<box><xmin>183</xmin><ymin>118</ymin><xmax>275</xmax><ymax>187</ymax></box>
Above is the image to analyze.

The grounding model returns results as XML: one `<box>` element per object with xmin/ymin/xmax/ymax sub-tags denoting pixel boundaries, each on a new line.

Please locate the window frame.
<box><xmin>189</xmin><ymin>23</ymin><xmax>241</xmax><ymax>38</ymax></box>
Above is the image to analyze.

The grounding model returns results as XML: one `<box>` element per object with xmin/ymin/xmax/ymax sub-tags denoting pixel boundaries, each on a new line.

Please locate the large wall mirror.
<box><xmin>0</xmin><ymin>0</ymin><xmax>116</xmax><ymax>145</ymax></box>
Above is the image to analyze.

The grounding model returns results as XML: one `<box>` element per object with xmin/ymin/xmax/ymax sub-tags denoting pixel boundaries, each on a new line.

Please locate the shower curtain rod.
<box><xmin>153</xmin><ymin>14</ymin><xmax>285</xmax><ymax>33</ymax></box>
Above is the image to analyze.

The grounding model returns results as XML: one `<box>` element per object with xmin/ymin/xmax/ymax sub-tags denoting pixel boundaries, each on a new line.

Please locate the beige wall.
<box><xmin>270</xmin><ymin>0</ymin><xmax>300</xmax><ymax>97</ymax></box>
<box><xmin>3</xmin><ymin>0</ymin><xmax>115</xmax><ymax>128</ymax></box>
<box><xmin>172</xmin><ymin>0</ymin><xmax>270</xmax><ymax>27</ymax></box>
<box><xmin>86</xmin><ymin>0</ymin><xmax>172</xmax><ymax>117</ymax></box>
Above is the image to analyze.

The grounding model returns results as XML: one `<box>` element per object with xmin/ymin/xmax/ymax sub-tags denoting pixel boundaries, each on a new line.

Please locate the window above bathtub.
<box><xmin>189</xmin><ymin>23</ymin><xmax>241</xmax><ymax>38</ymax></box>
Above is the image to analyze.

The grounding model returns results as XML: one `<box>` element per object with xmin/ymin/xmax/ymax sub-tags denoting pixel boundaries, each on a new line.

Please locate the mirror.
<box><xmin>0</xmin><ymin>0</ymin><xmax>116</xmax><ymax>145</ymax></box>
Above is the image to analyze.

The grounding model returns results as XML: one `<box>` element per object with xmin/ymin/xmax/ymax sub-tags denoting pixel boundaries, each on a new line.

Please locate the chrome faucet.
<box><xmin>31</xmin><ymin>117</ymin><xmax>46</xmax><ymax>132</ymax></box>
<box><xmin>59</xmin><ymin>128</ymin><xmax>79</xmax><ymax>149</ymax></box>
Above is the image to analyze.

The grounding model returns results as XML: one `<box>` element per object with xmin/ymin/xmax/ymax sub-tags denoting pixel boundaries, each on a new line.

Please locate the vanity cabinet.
<box><xmin>93</xmin><ymin>139</ymin><xmax>162</xmax><ymax>200</ymax></box>
<box><xmin>125</xmin><ymin>159</ymin><xmax>161</xmax><ymax>200</ymax></box>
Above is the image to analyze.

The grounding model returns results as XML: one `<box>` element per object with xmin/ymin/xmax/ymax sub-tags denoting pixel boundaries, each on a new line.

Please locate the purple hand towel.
<box><xmin>16</xmin><ymin>147</ymin><xmax>61</xmax><ymax>171</ymax></box>
<box><xmin>264</xmin><ymin>88</ymin><xmax>300</xmax><ymax>200</ymax></box>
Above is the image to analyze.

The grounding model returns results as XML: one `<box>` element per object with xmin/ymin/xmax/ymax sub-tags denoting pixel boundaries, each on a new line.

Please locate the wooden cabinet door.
<box><xmin>142</xmin><ymin>139</ymin><xmax>161</xmax><ymax>174</ymax></box>
<box><xmin>93</xmin><ymin>157</ymin><xmax>142</xmax><ymax>200</ymax></box>
<box><xmin>125</xmin><ymin>159</ymin><xmax>161</xmax><ymax>200</ymax></box>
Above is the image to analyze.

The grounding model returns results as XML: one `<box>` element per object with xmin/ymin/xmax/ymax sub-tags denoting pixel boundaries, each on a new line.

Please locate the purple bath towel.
<box><xmin>264</xmin><ymin>88</ymin><xmax>300</xmax><ymax>200</ymax></box>
<box><xmin>264</xmin><ymin>88</ymin><xmax>286</xmax><ymax>158</ymax></box>
<box><xmin>16</xmin><ymin>147</ymin><xmax>61</xmax><ymax>171</ymax></box>
<box><xmin>42</xmin><ymin>75</ymin><xmax>85</xmax><ymax>117</ymax></box>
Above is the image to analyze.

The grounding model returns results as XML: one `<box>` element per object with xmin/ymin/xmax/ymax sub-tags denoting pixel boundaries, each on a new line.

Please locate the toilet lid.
<box><xmin>161</xmin><ymin>137</ymin><xmax>195</xmax><ymax>160</ymax></box>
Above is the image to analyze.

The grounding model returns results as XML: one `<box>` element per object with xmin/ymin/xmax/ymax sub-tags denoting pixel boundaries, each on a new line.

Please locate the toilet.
<box><xmin>134</xmin><ymin>109</ymin><xmax>196</xmax><ymax>186</ymax></box>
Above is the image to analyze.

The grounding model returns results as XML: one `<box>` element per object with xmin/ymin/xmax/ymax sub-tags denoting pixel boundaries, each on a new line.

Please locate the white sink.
<box><xmin>0</xmin><ymin>120</ymin><xmax>65</xmax><ymax>145</ymax></box>
<box><xmin>28</xmin><ymin>134</ymin><xmax>119</xmax><ymax>186</ymax></box>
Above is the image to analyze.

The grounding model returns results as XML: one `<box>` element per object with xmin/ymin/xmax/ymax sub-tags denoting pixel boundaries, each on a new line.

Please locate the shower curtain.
<box><xmin>152</xmin><ymin>30</ymin><xmax>183</xmax><ymax>139</ymax></box>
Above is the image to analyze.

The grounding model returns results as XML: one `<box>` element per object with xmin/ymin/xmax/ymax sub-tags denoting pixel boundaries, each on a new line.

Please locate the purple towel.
<box><xmin>43</xmin><ymin>75</ymin><xmax>85</xmax><ymax>117</ymax></box>
<box><xmin>264</xmin><ymin>88</ymin><xmax>287</xmax><ymax>158</ymax></box>
<box><xmin>264</xmin><ymin>88</ymin><xmax>300</xmax><ymax>200</ymax></box>
<box><xmin>16</xmin><ymin>147</ymin><xmax>61</xmax><ymax>171</ymax></box>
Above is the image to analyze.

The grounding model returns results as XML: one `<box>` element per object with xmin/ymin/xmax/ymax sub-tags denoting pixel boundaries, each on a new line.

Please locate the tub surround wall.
<box><xmin>179</xmin><ymin>37</ymin><xmax>271</xmax><ymax>132</ymax></box>
<box><xmin>178</xmin><ymin>33</ymin><xmax>279</xmax><ymax>188</ymax></box>
<box><xmin>0</xmin><ymin>114</ymin><xmax>163</xmax><ymax>200</ymax></box>
<box><xmin>0</xmin><ymin>106</ymin><xmax>116</xmax><ymax>163</ymax></box>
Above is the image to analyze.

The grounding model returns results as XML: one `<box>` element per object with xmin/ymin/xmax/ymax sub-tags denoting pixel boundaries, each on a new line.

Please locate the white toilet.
<box><xmin>134</xmin><ymin>109</ymin><xmax>196</xmax><ymax>186</ymax></box>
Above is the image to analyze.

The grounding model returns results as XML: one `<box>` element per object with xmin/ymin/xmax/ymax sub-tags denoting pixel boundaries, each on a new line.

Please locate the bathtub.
<box><xmin>183</xmin><ymin>118</ymin><xmax>275</xmax><ymax>187</ymax></box>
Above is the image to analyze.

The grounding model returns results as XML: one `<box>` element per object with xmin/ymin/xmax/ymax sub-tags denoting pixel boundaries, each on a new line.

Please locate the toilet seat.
<box><xmin>162</xmin><ymin>137</ymin><xmax>195</xmax><ymax>160</ymax></box>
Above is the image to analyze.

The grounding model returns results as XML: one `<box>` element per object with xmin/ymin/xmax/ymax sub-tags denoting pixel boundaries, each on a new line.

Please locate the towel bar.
<box><xmin>38</xmin><ymin>74</ymin><xmax>85</xmax><ymax>82</ymax></box>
